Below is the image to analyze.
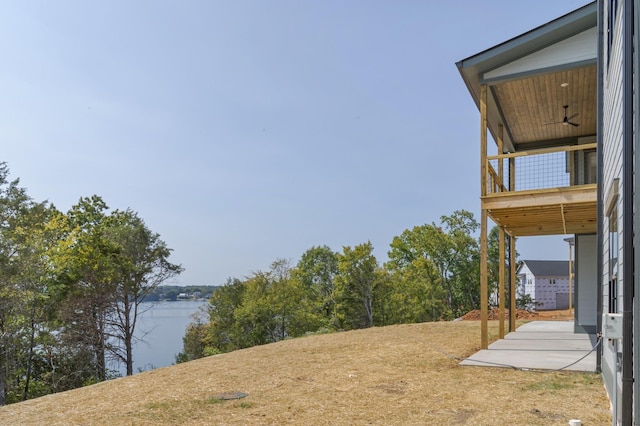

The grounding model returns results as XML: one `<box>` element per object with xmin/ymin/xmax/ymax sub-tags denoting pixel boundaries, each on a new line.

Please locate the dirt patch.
<box><xmin>459</xmin><ymin>308</ymin><xmax>576</xmax><ymax>321</ymax></box>
<box><xmin>459</xmin><ymin>308</ymin><xmax>539</xmax><ymax>320</ymax></box>
<box><xmin>535</xmin><ymin>308</ymin><xmax>575</xmax><ymax>320</ymax></box>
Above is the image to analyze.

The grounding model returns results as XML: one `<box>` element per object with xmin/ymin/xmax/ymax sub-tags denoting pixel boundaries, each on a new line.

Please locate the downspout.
<box><xmin>596</xmin><ymin>0</ymin><xmax>604</xmax><ymax>375</ymax></box>
<box><xmin>621</xmin><ymin>0</ymin><xmax>634</xmax><ymax>423</ymax></box>
<box><xmin>634</xmin><ymin>0</ymin><xmax>640</xmax><ymax>421</ymax></box>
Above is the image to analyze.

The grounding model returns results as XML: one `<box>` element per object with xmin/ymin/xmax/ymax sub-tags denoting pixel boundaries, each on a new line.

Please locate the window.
<box><xmin>608</xmin><ymin>209</ymin><xmax>619</xmax><ymax>313</ymax></box>
<box><xmin>584</xmin><ymin>149</ymin><xmax>597</xmax><ymax>184</ymax></box>
<box><xmin>607</xmin><ymin>0</ymin><xmax>619</xmax><ymax>67</ymax></box>
<box><xmin>572</xmin><ymin>148</ymin><xmax>597</xmax><ymax>185</ymax></box>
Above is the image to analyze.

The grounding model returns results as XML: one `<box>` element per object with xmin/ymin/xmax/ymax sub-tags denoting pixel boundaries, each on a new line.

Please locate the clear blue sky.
<box><xmin>0</xmin><ymin>0</ymin><xmax>591</xmax><ymax>285</ymax></box>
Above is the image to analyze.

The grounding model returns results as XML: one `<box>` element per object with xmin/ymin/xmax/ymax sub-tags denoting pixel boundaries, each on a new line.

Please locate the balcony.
<box><xmin>482</xmin><ymin>143</ymin><xmax>597</xmax><ymax>237</ymax></box>
<box><xmin>456</xmin><ymin>2</ymin><xmax>598</xmax><ymax>348</ymax></box>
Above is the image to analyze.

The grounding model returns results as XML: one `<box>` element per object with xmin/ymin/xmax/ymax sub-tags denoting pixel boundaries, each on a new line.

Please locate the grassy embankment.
<box><xmin>0</xmin><ymin>319</ymin><xmax>611</xmax><ymax>425</ymax></box>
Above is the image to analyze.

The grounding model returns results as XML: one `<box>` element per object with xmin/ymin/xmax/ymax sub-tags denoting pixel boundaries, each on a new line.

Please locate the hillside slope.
<box><xmin>0</xmin><ymin>321</ymin><xmax>610</xmax><ymax>425</ymax></box>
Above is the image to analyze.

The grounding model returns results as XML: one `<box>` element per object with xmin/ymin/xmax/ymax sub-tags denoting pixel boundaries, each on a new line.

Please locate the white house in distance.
<box><xmin>517</xmin><ymin>260</ymin><xmax>571</xmax><ymax>311</ymax></box>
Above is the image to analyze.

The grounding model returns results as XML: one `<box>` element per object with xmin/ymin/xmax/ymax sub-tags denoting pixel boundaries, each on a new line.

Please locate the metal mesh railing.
<box><xmin>486</xmin><ymin>144</ymin><xmax>596</xmax><ymax>194</ymax></box>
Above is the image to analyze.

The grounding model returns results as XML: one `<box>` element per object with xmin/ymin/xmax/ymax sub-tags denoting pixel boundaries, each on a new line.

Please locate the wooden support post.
<box><xmin>509</xmin><ymin>233</ymin><xmax>517</xmax><ymax>332</ymax></box>
<box><xmin>481</xmin><ymin>209</ymin><xmax>489</xmax><ymax>349</ymax></box>
<box><xmin>499</xmin><ymin>227</ymin><xmax>506</xmax><ymax>338</ymax></box>
<box><xmin>497</xmin><ymin>125</ymin><xmax>505</xmax><ymax>338</ymax></box>
<box><xmin>509</xmin><ymin>157</ymin><xmax>515</xmax><ymax>192</ymax></box>
<box><xmin>568</xmin><ymin>241</ymin><xmax>573</xmax><ymax>315</ymax></box>
<box><xmin>480</xmin><ymin>84</ymin><xmax>488</xmax><ymax>349</ymax></box>
<box><xmin>497</xmin><ymin>125</ymin><xmax>504</xmax><ymax>191</ymax></box>
<box><xmin>481</xmin><ymin>84</ymin><xmax>488</xmax><ymax>199</ymax></box>
<box><xmin>508</xmin><ymin>154</ymin><xmax>516</xmax><ymax>332</ymax></box>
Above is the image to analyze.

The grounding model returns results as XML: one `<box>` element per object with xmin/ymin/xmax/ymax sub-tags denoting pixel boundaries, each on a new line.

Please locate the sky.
<box><xmin>0</xmin><ymin>0</ymin><xmax>592</xmax><ymax>286</ymax></box>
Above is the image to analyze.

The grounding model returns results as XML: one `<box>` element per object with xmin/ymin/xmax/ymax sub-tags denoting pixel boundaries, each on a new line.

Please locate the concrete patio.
<box><xmin>460</xmin><ymin>321</ymin><xmax>598</xmax><ymax>372</ymax></box>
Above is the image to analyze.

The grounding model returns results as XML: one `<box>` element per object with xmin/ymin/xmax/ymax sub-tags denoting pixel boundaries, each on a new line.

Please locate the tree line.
<box><xmin>143</xmin><ymin>285</ymin><xmax>220</xmax><ymax>302</ymax></box>
<box><xmin>178</xmin><ymin>210</ymin><xmax>509</xmax><ymax>362</ymax></box>
<box><xmin>0</xmin><ymin>164</ymin><xmax>181</xmax><ymax>405</ymax></box>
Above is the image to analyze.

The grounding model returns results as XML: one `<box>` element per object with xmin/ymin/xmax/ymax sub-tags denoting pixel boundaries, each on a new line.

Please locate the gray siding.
<box><xmin>601</xmin><ymin>0</ymin><xmax>624</xmax><ymax>422</ymax></box>
<box><xmin>575</xmin><ymin>234</ymin><xmax>596</xmax><ymax>333</ymax></box>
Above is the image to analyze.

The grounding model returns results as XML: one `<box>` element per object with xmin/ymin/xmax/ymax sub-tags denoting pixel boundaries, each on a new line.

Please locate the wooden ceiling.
<box><xmin>491</xmin><ymin>65</ymin><xmax>597</xmax><ymax>149</ymax></box>
<box><xmin>457</xmin><ymin>4</ymin><xmax>598</xmax><ymax>237</ymax></box>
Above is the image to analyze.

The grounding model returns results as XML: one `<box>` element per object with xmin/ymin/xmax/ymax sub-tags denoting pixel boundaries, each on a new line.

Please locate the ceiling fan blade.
<box><xmin>567</xmin><ymin>112</ymin><xmax>580</xmax><ymax>120</ymax></box>
<box><xmin>568</xmin><ymin>122</ymin><xmax>580</xmax><ymax>127</ymax></box>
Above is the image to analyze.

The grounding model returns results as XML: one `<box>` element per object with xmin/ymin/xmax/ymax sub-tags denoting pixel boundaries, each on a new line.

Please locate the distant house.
<box><xmin>517</xmin><ymin>260</ymin><xmax>571</xmax><ymax>311</ymax></box>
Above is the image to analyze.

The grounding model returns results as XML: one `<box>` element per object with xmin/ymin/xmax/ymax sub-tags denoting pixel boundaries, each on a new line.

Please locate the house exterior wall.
<box><xmin>483</xmin><ymin>27</ymin><xmax>597</xmax><ymax>80</ymax></box>
<box><xmin>460</xmin><ymin>1</ymin><xmax>635</xmax><ymax>419</ymax></box>
<box><xmin>600</xmin><ymin>0</ymin><xmax>626</xmax><ymax>422</ymax></box>
<box><xmin>534</xmin><ymin>276</ymin><xmax>570</xmax><ymax>310</ymax></box>
<box><xmin>517</xmin><ymin>264</ymin><xmax>536</xmax><ymax>300</ymax></box>
<box><xmin>516</xmin><ymin>272</ymin><xmax>535</xmax><ymax>310</ymax></box>
<box><xmin>575</xmin><ymin>234</ymin><xmax>597</xmax><ymax>333</ymax></box>
<box><xmin>516</xmin><ymin>262</ymin><xmax>570</xmax><ymax>311</ymax></box>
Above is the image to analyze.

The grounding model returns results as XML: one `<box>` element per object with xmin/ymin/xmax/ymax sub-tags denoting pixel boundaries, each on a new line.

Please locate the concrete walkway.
<box><xmin>460</xmin><ymin>321</ymin><xmax>598</xmax><ymax>372</ymax></box>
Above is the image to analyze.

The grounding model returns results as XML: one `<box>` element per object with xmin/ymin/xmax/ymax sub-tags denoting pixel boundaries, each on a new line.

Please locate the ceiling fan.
<box><xmin>545</xmin><ymin>105</ymin><xmax>580</xmax><ymax>127</ymax></box>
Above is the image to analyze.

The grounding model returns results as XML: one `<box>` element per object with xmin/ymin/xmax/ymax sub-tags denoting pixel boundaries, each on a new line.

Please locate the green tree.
<box><xmin>388</xmin><ymin>210</ymin><xmax>480</xmax><ymax>318</ymax></box>
<box><xmin>181</xmin><ymin>256</ymin><xmax>329</xmax><ymax>361</ymax></box>
<box><xmin>233</xmin><ymin>260</ymin><xmax>313</xmax><ymax>346</ymax></box>
<box><xmin>295</xmin><ymin>245</ymin><xmax>338</xmax><ymax>327</ymax></box>
<box><xmin>0</xmin><ymin>164</ymin><xmax>63</xmax><ymax>404</ymax></box>
<box><xmin>266</xmin><ymin>258</ymin><xmax>308</xmax><ymax>340</ymax></box>
<box><xmin>334</xmin><ymin>242</ymin><xmax>378</xmax><ymax>329</ymax></box>
<box><xmin>441</xmin><ymin>210</ymin><xmax>480</xmax><ymax>315</ymax></box>
<box><xmin>176</xmin><ymin>308</ymin><xmax>212</xmax><ymax>363</ymax></box>
<box><xmin>487</xmin><ymin>226</ymin><xmax>519</xmax><ymax>309</ymax></box>
<box><xmin>0</xmin><ymin>163</ymin><xmax>31</xmax><ymax>405</ymax></box>
<box><xmin>233</xmin><ymin>271</ymin><xmax>276</xmax><ymax>347</ymax></box>
<box><xmin>204</xmin><ymin>278</ymin><xmax>246</xmax><ymax>353</ymax></box>
<box><xmin>105</xmin><ymin>209</ymin><xmax>183</xmax><ymax>376</ymax></box>
<box><xmin>0</xmin><ymin>164</ymin><xmax>187</xmax><ymax>402</ymax></box>
<box><xmin>52</xmin><ymin>196</ymin><xmax>120</xmax><ymax>382</ymax></box>
<box><xmin>383</xmin><ymin>257</ymin><xmax>447</xmax><ymax>323</ymax></box>
<box><xmin>11</xmin><ymin>202</ymin><xmax>59</xmax><ymax>401</ymax></box>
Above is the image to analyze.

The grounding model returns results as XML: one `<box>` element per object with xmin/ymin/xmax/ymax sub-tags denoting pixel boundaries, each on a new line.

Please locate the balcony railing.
<box><xmin>485</xmin><ymin>143</ymin><xmax>597</xmax><ymax>195</ymax></box>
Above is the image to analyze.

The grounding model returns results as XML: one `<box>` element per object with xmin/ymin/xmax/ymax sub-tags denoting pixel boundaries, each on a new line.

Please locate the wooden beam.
<box><xmin>481</xmin><ymin>185</ymin><xmax>597</xmax><ymax>210</ymax></box>
<box><xmin>481</xmin><ymin>209</ymin><xmax>488</xmax><ymax>349</ymax></box>
<box><xmin>509</xmin><ymin>157</ymin><xmax>515</xmax><ymax>192</ymax></box>
<box><xmin>497</xmin><ymin>124</ymin><xmax>505</xmax><ymax>339</ymax></box>
<box><xmin>509</xmin><ymin>234</ymin><xmax>516</xmax><ymax>331</ymax></box>
<box><xmin>485</xmin><ymin>199</ymin><xmax>597</xmax><ymax>237</ymax></box>
<box><xmin>485</xmin><ymin>213</ymin><xmax>596</xmax><ymax>235</ymax></box>
<box><xmin>499</xmin><ymin>226</ymin><xmax>505</xmax><ymax>338</ymax></box>
<box><xmin>568</xmin><ymin>241</ymin><xmax>573</xmax><ymax>314</ymax></box>
<box><xmin>480</xmin><ymin>84</ymin><xmax>488</xmax><ymax>349</ymax></box>
<box><xmin>494</xmin><ymin>224</ymin><xmax>596</xmax><ymax>237</ymax></box>
<box><xmin>486</xmin><ymin>142</ymin><xmax>597</xmax><ymax>161</ymax></box>
<box><xmin>497</xmin><ymin>124</ymin><xmax>504</xmax><ymax>192</ymax></box>
<box><xmin>480</xmin><ymin>84</ymin><xmax>488</xmax><ymax>198</ymax></box>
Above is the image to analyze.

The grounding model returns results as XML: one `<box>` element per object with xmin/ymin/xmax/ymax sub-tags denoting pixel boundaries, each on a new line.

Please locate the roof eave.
<box><xmin>457</xmin><ymin>2</ymin><xmax>597</xmax><ymax>75</ymax></box>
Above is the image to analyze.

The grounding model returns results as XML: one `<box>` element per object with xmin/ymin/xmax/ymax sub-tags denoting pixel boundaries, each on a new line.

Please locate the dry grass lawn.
<box><xmin>0</xmin><ymin>320</ymin><xmax>611</xmax><ymax>425</ymax></box>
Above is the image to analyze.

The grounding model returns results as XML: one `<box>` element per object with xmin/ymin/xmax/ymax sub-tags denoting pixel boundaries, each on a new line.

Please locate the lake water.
<box><xmin>113</xmin><ymin>300</ymin><xmax>207</xmax><ymax>376</ymax></box>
